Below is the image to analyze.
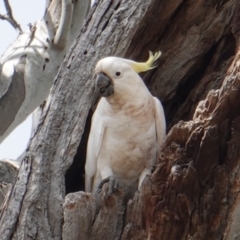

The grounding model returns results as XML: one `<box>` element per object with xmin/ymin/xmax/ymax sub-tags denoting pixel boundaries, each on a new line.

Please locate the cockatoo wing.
<box><xmin>153</xmin><ymin>97</ymin><xmax>166</xmax><ymax>153</ymax></box>
<box><xmin>138</xmin><ymin>97</ymin><xmax>166</xmax><ymax>189</ymax></box>
<box><xmin>85</xmin><ymin>105</ymin><xmax>106</xmax><ymax>192</ymax></box>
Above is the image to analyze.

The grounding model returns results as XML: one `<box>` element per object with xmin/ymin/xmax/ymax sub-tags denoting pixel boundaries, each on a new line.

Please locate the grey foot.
<box><xmin>92</xmin><ymin>176</ymin><xmax>118</xmax><ymax>225</ymax></box>
<box><xmin>97</xmin><ymin>175</ymin><xmax>118</xmax><ymax>196</ymax></box>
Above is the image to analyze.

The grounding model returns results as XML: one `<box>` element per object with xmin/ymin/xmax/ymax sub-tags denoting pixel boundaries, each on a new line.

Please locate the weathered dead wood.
<box><xmin>127</xmin><ymin>0</ymin><xmax>236</xmax><ymax>129</ymax></box>
<box><xmin>1</xmin><ymin>0</ymin><xmax>240</xmax><ymax>239</ymax></box>
<box><xmin>63</xmin><ymin>0</ymin><xmax>240</xmax><ymax>239</ymax></box>
<box><xmin>0</xmin><ymin>160</ymin><xmax>18</xmax><ymax>185</ymax></box>
<box><xmin>120</xmin><ymin>43</ymin><xmax>240</xmax><ymax>238</ymax></box>
<box><xmin>0</xmin><ymin>160</ymin><xmax>18</xmax><ymax>209</ymax></box>
<box><xmin>0</xmin><ymin>0</ymin><xmax>157</xmax><ymax>239</ymax></box>
<box><xmin>0</xmin><ymin>0</ymin><xmax>90</xmax><ymax>143</ymax></box>
<box><xmin>63</xmin><ymin>186</ymin><xmax>125</xmax><ymax>240</ymax></box>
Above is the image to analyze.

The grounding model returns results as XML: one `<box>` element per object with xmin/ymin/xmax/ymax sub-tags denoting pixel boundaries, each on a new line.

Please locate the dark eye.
<box><xmin>115</xmin><ymin>71</ymin><xmax>121</xmax><ymax>77</ymax></box>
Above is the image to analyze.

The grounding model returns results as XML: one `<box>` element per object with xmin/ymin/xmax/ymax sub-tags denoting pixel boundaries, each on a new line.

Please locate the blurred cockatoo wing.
<box><xmin>85</xmin><ymin>103</ymin><xmax>106</xmax><ymax>192</ymax></box>
<box><xmin>153</xmin><ymin>97</ymin><xmax>166</xmax><ymax>154</ymax></box>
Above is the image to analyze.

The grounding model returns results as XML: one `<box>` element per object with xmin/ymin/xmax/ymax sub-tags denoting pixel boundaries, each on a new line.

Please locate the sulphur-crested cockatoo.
<box><xmin>85</xmin><ymin>52</ymin><xmax>166</xmax><ymax>193</ymax></box>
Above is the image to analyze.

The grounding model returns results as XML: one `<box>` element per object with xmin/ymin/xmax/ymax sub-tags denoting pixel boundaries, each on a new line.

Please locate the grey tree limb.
<box><xmin>0</xmin><ymin>0</ymin><xmax>22</xmax><ymax>33</ymax></box>
<box><xmin>0</xmin><ymin>0</ymin><xmax>155</xmax><ymax>239</ymax></box>
<box><xmin>0</xmin><ymin>0</ymin><xmax>90</xmax><ymax>144</ymax></box>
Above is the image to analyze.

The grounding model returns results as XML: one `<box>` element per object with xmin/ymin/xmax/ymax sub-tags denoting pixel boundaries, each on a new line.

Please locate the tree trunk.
<box><xmin>0</xmin><ymin>160</ymin><xmax>18</xmax><ymax>211</ymax></box>
<box><xmin>1</xmin><ymin>0</ymin><xmax>240</xmax><ymax>239</ymax></box>
<box><xmin>0</xmin><ymin>0</ymin><xmax>90</xmax><ymax>143</ymax></box>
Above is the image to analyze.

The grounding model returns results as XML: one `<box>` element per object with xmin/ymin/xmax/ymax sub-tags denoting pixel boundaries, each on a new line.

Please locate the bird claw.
<box><xmin>108</xmin><ymin>175</ymin><xmax>118</xmax><ymax>195</ymax></box>
<box><xmin>93</xmin><ymin>176</ymin><xmax>119</xmax><ymax>224</ymax></box>
<box><xmin>97</xmin><ymin>175</ymin><xmax>118</xmax><ymax>196</ymax></box>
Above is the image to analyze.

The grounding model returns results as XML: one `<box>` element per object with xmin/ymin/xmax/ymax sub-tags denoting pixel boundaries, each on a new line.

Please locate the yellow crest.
<box><xmin>130</xmin><ymin>51</ymin><xmax>162</xmax><ymax>73</ymax></box>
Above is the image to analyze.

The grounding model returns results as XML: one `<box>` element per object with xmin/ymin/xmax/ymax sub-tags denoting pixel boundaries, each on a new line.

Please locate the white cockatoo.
<box><xmin>85</xmin><ymin>52</ymin><xmax>166</xmax><ymax>194</ymax></box>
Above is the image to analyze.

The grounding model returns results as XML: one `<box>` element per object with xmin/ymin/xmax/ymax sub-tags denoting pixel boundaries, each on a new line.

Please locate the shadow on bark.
<box><xmin>1</xmin><ymin>0</ymin><xmax>240</xmax><ymax>239</ymax></box>
<box><xmin>64</xmin><ymin>0</ymin><xmax>240</xmax><ymax>239</ymax></box>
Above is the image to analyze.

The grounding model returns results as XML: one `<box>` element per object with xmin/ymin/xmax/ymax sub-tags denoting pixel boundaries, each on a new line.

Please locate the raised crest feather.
<box><xmin>130</xmin><ymin>51</ymin><xmax>162</xmax><ymax>73</ymax></box>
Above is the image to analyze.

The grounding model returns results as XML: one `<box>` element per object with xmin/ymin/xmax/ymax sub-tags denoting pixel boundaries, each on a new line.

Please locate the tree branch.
<box><xmin>53</xmin><ymin>0</ymin><xmax>74</xmax><ymax>49</ymax></box>
<box><xmin>0</xmin><ymin>0</ymin><xmax>90</xmax><ymax>144</ymax></box>
<box><xmin>0</xmin><ymin>0</ymin><xmax>22</xmax><ymax>33</ymax></box>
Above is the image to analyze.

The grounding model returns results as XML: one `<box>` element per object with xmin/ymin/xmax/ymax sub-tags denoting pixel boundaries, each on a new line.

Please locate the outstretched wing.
<box><xmin>85</xmin><ymin>102</ymin><xmax>106</xmax><ymax>192</ymax></box>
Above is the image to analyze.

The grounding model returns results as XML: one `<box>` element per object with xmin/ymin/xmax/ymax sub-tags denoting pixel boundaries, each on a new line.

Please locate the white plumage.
<box><xmin>85</xmin><ymin>52</ymin><xmax>166</xmax><ymax>193</ymax></box>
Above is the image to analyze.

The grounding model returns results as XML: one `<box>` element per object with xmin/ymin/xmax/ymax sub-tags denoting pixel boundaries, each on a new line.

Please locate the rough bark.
<box><xmin>0</xmin><ymin>0</ymin><xmax>153</xmax><ymax>239</ymax></box>
<box><xmin>0</xmin><ymin>0</ymin><xmax>90</xmax><ymax>143</ymax></box>
<box><xmin>64</xmin><ymin>0</ymin><xmax>240</xmax><ymax>239</ymax></box>
<box><xmin>0</xmin><ymin>160</ymin><xmax>18</xmax><ymax>209</ymax></box>
<box><xmin>1</xmin><ymin>0</ymin><xmax>240</xmax><ymax>239</ymax></box>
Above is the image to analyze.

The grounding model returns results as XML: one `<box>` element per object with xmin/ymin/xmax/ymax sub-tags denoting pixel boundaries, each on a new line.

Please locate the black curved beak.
<box><xmin>96</xmin><ymin>72</ymin><xmax>114</xmax><ymax>97</ymax></box>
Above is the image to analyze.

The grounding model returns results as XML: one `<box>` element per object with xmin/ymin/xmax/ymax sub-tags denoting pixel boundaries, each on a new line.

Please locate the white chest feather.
<box><xmin>97</xmin><ymin>98</ymin><xmax>158</xmax><ymax>185</ymax></box>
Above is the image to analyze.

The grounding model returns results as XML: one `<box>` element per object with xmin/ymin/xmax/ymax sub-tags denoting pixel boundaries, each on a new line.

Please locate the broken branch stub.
<box><xmin>0</xmin><ymin>0</ymin><xmax>23</xmax><ymax>33</ymax></box>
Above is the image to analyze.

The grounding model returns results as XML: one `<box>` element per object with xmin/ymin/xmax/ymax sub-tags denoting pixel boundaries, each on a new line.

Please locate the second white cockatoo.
<box><xmin>85</xmin><ymin>52</ymin><xmax>166</xmax><ymax>194</ymax></box>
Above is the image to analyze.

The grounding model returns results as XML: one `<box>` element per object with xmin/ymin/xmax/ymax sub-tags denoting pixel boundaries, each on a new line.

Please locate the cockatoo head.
<box><xmin>94</xmin><ymin>51</ymin><xmax>162</xmax><ymax>97</ymax></box>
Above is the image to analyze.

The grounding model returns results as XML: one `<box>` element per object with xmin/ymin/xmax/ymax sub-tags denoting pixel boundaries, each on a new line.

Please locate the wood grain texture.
<box><xmin>0</xmin><ymin>0</ymin><xmax>156</xmax><ymax>239</ymax></box>
<box><xmin>0</xmin><ymin>0</ymin><xmax>90</xmax><ymax>143</ymax></box>
<box><xmin>1</xmin><ymin>0</ymin><xmax>240</xmax><ymax>239</ymax></box>
<box><xmin>64</xmin><ymin>0</ymin><xmax>240</xmax><ymax>239</ymax></box>
<box><xmin>0</xmin><ymin>55</ymin><xmax>26</xmax><ymax>136</ymax></box>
